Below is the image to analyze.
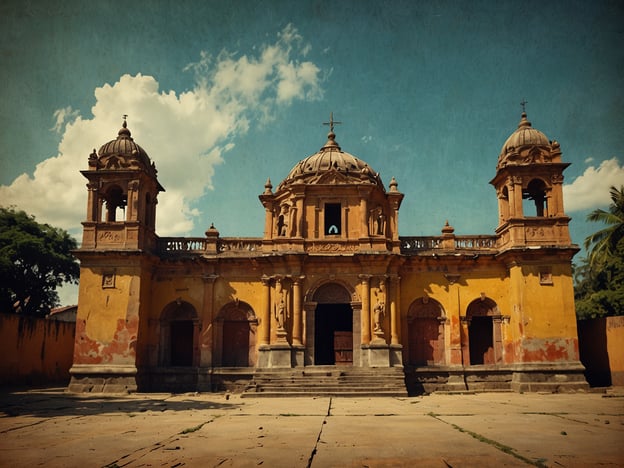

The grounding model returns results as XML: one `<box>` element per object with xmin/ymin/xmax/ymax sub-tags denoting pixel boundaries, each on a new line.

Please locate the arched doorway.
<box><xmin>308</xmin><ymin>282</ymin><xmax>357</xmax><ymax>366</ymax></box>
<box><xmin>407</xmin><ymin>297</ymin><xmax>446</xmax><ymax>366</ymax></box>
<box><xmin>159</xmin><ymin>301</ymin><xmax>199</xmax><ymax>367</ymax></box>
<box><xmin>215</xmin><ymin>301</ymin><xmax>258</xmax><ymax>367</ymax></box>
<box><xmin>466</xmin><ymin>297</ymin><xmax>503</xmax><ymax>365</ymax></box>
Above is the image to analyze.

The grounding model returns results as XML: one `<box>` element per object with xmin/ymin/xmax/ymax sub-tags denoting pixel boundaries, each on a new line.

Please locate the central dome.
<box><xmin>278</xmin><ymin>130</ymin><xmax>382</xmax><ymax>190</ymax></box>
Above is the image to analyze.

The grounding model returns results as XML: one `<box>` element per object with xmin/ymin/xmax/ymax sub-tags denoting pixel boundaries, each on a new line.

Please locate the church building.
<box><xmin>68</xmin><ymin>111</ymin><xmax>588</xmax><ymax>395</ymax></box>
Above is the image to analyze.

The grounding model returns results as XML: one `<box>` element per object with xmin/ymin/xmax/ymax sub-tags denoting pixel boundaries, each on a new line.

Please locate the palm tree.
<box><xmin>584</xmin><ymin>185</ymin><xmax>624</xmax><ymax>269</ymax></box>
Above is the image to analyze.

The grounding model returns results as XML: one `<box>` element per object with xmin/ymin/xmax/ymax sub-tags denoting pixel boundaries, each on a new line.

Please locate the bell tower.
<box><xmin>490</xmin><ymin>110</ymin><xmax>571</xmax><ymax>249</ymax></box>
<box><xmin>69</xmin><ymin>118</ymin><xmax>164</xmax><ymax>393</ymax></box>
<box><xmin>80</xmin><ymin>117</ymin><xmax>164</xmax><ymax>252</ymax></box>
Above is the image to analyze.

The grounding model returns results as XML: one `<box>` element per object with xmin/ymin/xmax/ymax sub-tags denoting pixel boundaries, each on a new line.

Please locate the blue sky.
<box><xmin>1</xmin><ymin>0</ymin><xmax>623</xmax><ymax>303</ymax></box>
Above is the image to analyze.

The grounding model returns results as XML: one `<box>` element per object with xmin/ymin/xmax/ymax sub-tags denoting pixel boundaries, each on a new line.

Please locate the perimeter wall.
<box><xmin>0</xmin><ymin>313</ymin><xmax>75</xmax><ymax>386</ymax></box>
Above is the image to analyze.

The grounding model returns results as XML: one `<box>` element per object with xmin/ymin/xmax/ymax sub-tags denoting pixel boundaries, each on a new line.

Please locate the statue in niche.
<box><xmin>274</xmin><ymin>279</ymin><xmax>289</xmax><ymax>331</ymax></box>
<box><xmin>369</xmin><ymin>206</ymin><xmax>386</xmax><ymax>236</ymax></box>
<box><xmin>277</xmin><ymin>204</ymin><xmax>289</xmax><ymax>236</ymax></box>
<box><xmin>373</xmin><ymin>279</ymin><xmax>386</xmax><ymax>333</ymax></box>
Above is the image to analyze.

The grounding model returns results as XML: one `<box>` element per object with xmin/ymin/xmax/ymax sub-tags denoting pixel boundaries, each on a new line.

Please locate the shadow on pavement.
<box><xmin>0</xmin><ymin>387</ymin><xmax>240</xmax><ymax>418</ymax></box>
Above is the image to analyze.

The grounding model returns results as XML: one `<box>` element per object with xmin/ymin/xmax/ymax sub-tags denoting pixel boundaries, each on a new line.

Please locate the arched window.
<box><xmin>407</xmin><ymin>297</ymin><xmax>446</xmax><ymax>366</ymax></box>
<box><xmin>523</xmin><ymin>179</ymin><xmax>548</xmax><ymax>217</ymax></box>
<box><xmin>101</xmin><ymin>185</ymin><xmax>127</xmax><ymax>222</ymax></box>
<box><xmin>324</xmin><ymin>203</ymin><xmax>341</xmax><ymax>235</ymax></box>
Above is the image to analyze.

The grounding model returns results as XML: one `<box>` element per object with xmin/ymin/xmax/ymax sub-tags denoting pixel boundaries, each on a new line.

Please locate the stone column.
<box><xmin>389</xmin><ymin>276</ymin><xmax>400</xmax><ymax>345</ymax></box>
<box><xmin>360</xmin><ymin>197</ymin><xmax>369</xmax><ymax>237</ymax></box>
<box><xmin>295</xmin><ymin>197</ymin><xmax>304</xmax><ymax>237</ymax></box>
<box><xmin>260</xmin><ymin>276</ymin><xmax>271</xmax><ymax>346</ymax></box>
<box><xmin>512</xmin><ymin>176</ymin><xmax>524</xmax><ymax>217</ymax></box>
<box><xmin>200</xmin><ymin>274</ymin><xmax>218</xmax><ymax>368</ymax></box>
<box><xmin>460</xmin><ymin>316</ymin><xmax>471</xmax><ymax>367</ymax></box>
<box><xmin>86</xmin><ymin>183</ymin><xmax>98</xmax><ymax>222</ymax></box>
<box><xmin>127</xmin><ymin>180</ymin><xmax>139</xmax><ymax>221</ymax></box>
<box><xmin>292</xmin><ymin>276</ymin><xmax>304</xmax><ymax>346</ymax></box>
<box><xmin>359</xmin><ymin>275</ymin><xmax>371</xmax><ymax>344</ymax></box>
<box><xmin>257</xmin><ymin>275</ymin><xmax>272</xmax><ymax>368</ymax></box>
<box><xmin>446</xmin><ymin>276</ymin><xmax>463</xmax><ymax>366</ymax></box>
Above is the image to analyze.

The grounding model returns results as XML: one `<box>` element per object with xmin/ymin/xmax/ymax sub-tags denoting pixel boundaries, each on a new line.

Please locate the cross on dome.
<box><xmin>323</xmin><ymin>112</ymin><xmax>341</xmax><ymax>133</ymax></box>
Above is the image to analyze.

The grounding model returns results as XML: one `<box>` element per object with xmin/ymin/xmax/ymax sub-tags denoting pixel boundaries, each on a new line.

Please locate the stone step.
<box><xmin>242</xmin><ymin>367</ymin><xmax>408</xmax><ymax>398</ymax></box>
<box><xmin>252</xmin><ymin>378</ymin><xmax>405</xmax><ymax>384</ymax></box>
<box><xmin>252</xmin><ymin>382</ymin><xmax>405</xmax><ymax>389</ymax></box>
<box><xmin>242</xmin><ymin>389</ymin><xmax>407</xmax><ymax>398</ymax></box>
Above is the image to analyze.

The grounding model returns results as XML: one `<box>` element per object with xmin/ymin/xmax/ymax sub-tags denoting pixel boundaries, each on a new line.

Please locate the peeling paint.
<box><xmin>74</xmin><ymin>315</ymin><xmax>138</xmax><ymax>365</ymax></box>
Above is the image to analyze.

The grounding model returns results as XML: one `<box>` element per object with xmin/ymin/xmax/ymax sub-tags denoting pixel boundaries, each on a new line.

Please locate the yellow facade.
<box><xmin>69</xmin><ymin>114</ymin><xmax>588</xmax><ymax>394</ymax></box>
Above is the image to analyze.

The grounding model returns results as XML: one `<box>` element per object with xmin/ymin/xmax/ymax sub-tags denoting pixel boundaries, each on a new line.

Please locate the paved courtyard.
<box><xmin>1</xmin><ymin>387</ymin><xmax>623</xmax><ymax>467</ymax></box>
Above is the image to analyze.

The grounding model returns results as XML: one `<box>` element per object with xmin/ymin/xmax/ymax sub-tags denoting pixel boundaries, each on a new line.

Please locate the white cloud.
<box><xmin>50</xmin><ymin>106</ymin><xmax>80</xmax><ymax>133</ymax></box>
<box><xmin>563</xmin><ymin>157</ymin><xmax>624</xmax><ymax>212</ymax></box>
<box><xmin>0</xmin><ymin>25</ymin><xmax>322</xmax><ymax>237</ymax></box>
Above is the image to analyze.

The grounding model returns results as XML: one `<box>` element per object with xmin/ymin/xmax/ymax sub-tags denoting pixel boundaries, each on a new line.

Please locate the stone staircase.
<box><xmin>241</xmin><ymin>366</ymin><xmax>408</xmax><ymax>398</ymax></box>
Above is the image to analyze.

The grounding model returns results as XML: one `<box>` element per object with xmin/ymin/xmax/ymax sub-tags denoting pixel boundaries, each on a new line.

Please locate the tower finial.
<box><xmin>122</xmin><ymin>114</ymin><xmax>128</xmax><ymax>128</ymax></box>
<box><xmin>323</xmin><ymin>112</ymin><xmax>341</xmax><ymax>134</ymax></box>
<box><xmin>520</xmin><ymin>99</ymin><xmax>528</xmax><ymax>114</ymax></box>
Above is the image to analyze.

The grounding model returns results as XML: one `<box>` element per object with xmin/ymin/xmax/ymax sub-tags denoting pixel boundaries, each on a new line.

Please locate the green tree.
<box><xmin>575</xmin><ymin>186</ymin><xmax>624</xmax><ymax>319</ymax></box>
<box><xmin>584</xmin><ymin>185</ymin><xmax>624</xmax><ymax>268</ymax></box>
<box><xmin>0</xmin><ymin>207</ymin><xmax>79</xmax><ymax>317</ymax></box>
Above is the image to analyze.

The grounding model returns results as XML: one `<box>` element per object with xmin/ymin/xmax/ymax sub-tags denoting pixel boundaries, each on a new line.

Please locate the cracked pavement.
<box><xmin>1</xmin><ymin>388</ymin><xmax>623</xmax><ymax>467</ymax></box>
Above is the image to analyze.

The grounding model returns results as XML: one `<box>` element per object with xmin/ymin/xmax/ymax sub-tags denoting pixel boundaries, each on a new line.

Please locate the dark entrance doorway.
<box><xmin>469</xmin><ymin>316</ymin><xmax>494</xmax><ymax>365</ymax></box>
<box><xmin>314</xmin><ymin>303</ymin><xmax>353</xmax><ymax>365</ymax></box>
<box><xmin>222</xmin><ymin>320</ymin><xmax>250</xmax><ymax>367</ymax></box>
<box><xmin>170</xmin><ymin>320</ymin><xmax>194</xmax><ymax>366</ymax></box>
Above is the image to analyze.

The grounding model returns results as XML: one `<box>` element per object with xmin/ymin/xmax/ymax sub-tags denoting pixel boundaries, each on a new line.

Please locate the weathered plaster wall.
<box><xmin>0</xmin><ymin>313</ymin><xmax>75</xmax><ymax>386</ymax></box>
<box><xmin>73</xmin><ymin>266</ymin><xmax>142</xmax><ymax>366</ymax></box>
<box><xmin>507</xmin><ymin>263</ymin><xmax>579</xmax><ymax>363</ymax></box>
<box><xmin>578</xmin><ymin>316</ymin><xmax>624</xmax><ymax>387</ymax></box>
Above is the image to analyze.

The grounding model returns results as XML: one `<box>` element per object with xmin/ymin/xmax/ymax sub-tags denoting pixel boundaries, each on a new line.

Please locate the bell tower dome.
<box><xmin>490</xmin><ymin>109</ymin><xmax>571</xmax><ymax>249</ymax></box>
<box><xmin>80</xmin><ymin>117</ymin><xmax>164</xmax><ymax>251</ymax></box>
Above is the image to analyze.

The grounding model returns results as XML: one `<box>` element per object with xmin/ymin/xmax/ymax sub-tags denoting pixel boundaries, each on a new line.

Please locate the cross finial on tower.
<box><xmin>520</xmin><ymin>99</ymin><xmax>528</xmax><ymax>113</ymax></box>
<box><xmin>323</xmin><ymin>112</ymin><xmax>342</xmax><ymax>133</ymax></box>
<box><xmin>122</xmin><ymin>114</ymin><xmax>128</xmax><ymax>128</ymax></box>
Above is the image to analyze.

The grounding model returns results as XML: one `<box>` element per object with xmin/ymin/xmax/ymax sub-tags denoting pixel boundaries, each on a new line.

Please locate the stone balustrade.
<box><xmin>158</xmin><ymin>235</ymin><xmax>498</xmax><ymax>256</ymax></box>
<box><xmin>158</xmin><ymin>237</ymin><xmax>263</xmax><ymax>255</ymax></box>
<box><xmin>400</xmin><ymin>235</ymin><xmax>497</xmax><ymax>254</ymax></box>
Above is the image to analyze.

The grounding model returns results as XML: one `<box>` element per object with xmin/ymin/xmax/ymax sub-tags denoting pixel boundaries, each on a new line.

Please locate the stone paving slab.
<box><xmin>1</xmin><ymin>388</ymin><xmax>623</xmax><ymax>467</ymax></box>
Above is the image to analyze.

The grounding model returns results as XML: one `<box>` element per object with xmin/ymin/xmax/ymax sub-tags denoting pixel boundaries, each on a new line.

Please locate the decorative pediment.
<box><xmin>316</xmin><ymin>170</ymin><xmax>350</xmax><ymax>185</ymax></box>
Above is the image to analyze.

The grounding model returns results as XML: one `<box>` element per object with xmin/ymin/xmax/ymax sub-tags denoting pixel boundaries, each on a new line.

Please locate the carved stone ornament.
<box><xmin>307</xmin><ymin>243</ymin><xmax>357</xmax><ymax>253</ymax></box>
<box><xmin>102</xmin><ymin>273</ymin><xmax>115</xmax><ymax>289</ymax></box>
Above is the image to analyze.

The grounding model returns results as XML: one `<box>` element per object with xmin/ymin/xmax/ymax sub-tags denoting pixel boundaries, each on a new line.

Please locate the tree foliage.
<box><xmin>575</xmin><ymin>186</ymin><xmax>624</xmax><ymax>319</ymax></box>
<box><xmin>0</xmin><ymin>207</ymin><xmax>79</xmax><ymax>317</ymax></box>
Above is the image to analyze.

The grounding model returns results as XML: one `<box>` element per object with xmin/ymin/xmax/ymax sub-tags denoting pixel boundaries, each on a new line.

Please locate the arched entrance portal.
<box><xmin>214</xmin><ymin>301</ymin><xmax>258</xmax><ymax>367</ymax></box>
<box><xmin>307</xmin><ymin>282</ymin><xmax>359</xmax><ymax>366</ymax></box>
<box><xmin>159</xmin><ymin>301</ymin><xmax>199</xmax><ymax>367</ymax></box>
<box><xmin>466</xmin><ymin>297</ymin><xmax>503</xmax><ymax>365</ymax></box>
<box><xmin>407</xmin><ymin>297</ymin><xmax>446</xmax><ymax>366</ymax></box>
<box><xmin>315</xmin><ymin>303</ymin><xmax>352</xmax><ymax>365</ymax></box>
